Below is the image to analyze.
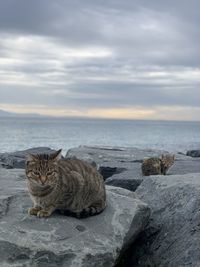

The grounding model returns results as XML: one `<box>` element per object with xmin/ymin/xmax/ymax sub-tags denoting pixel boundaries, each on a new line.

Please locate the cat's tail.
<box><xmin>74</xmin><ymin>204</ymin><xmax>106</xmax><ymax>218</ymax></box>
<box><xmin>59</xmin><ymin>202</ymin><xmax>106</xmax><ymax>219</ymax></box>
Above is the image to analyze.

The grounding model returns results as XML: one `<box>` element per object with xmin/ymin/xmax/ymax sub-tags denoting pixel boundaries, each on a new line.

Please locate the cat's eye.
<box><xmin>33</xmin><ymin>171</ymin><xmax>40</xmax><ymax>176</ymax></box>
<box><xmin>47</xmin><ymin>171</ymin><xmax>54</xmax><ymax>176</ymax></box>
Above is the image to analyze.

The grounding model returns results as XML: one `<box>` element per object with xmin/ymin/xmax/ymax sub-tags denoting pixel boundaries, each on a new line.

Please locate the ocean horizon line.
<box><xmin>0</xmin><ymin>113</ymin><xmax>200</xmax><ymax>124</ymax></box>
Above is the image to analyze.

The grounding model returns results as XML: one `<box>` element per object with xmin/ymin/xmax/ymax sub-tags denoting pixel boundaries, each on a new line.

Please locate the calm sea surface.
<box><xmin>0</xmin><ymin>117</ymin><xmax>200</xmax><ymax>154</ymax></box>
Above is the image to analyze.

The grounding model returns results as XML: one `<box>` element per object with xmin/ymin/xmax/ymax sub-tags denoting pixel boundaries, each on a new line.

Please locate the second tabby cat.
<box><xmin>142</xmin><ymin>154</ymin><xmax>175</xmax><ymax>176</ymax></box>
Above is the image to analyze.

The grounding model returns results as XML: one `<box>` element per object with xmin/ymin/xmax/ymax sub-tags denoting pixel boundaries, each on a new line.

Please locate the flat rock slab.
<box><xmin>0</xmin><ymin>168</ymin><xmax>150</xmax><ymax>267</ymax></box>
<box><xmin>132</xmin><ymin>173</ymin><xmax>200</xmax><ymax>267</ymax></box>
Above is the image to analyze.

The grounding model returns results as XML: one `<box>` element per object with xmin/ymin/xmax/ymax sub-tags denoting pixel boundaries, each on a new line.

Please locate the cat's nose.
<box><xmin>40</xmin><ymin>176</ymin><xmax>47</xmax><ymax>184</ymax></box>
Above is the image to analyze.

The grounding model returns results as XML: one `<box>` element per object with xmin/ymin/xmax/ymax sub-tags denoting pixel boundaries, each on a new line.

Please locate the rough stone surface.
<box><xmin>0</xmin><ymin>168</ymin><xmax>150</xmax><ymax>267</ymax></box>
<box><xmin>169</xmin><ymin>157</ymin><xmax>200</xmax><ymax>175</ymax></box>
<box><xmin>186</xmin><ymin>149</ymin><xmax>200</xmax><ymax>157</ymax></box>
<box><xmin>126</xmin><ymin>173</ymin><xmax>200</xmax><ymax>267</ymax></box>
<box><xmin>105</xmin><ymin>169</ymin><xmax>143</xmax><ymax>192</ymax></box>
<box><xmin>0</xmin><ymin>147</ymin><xmax>56</xmax><ymax>169</ymax></box>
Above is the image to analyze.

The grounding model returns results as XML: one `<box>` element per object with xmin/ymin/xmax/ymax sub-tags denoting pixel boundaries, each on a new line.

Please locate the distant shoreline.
<box><xmin>0</xmin><ymin>114</ymin><xmax>200</xmax><ymax>123</ymax></box>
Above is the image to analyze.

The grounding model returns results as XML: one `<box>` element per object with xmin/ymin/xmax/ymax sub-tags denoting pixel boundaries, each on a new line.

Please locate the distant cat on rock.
<box><xmin>25</xmin><ymin>150</ymin><xmax>106</xmax><ymax>218</ymax></box>
<box><xmin>142</xmin><ymin>154</ymin><xmax>175</xmax><ymax>176</ymax></box>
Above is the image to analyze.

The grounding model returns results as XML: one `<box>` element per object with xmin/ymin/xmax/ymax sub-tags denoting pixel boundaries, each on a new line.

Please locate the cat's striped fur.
<box><xmin>26</xmin><ymin>150</ymin><xmax>106</xmax><ymax>218</ymax></box>
<box><xmin>142</xmin><ymin>154</ymin><xmax>175</xmax><ymax>176</ymax></box>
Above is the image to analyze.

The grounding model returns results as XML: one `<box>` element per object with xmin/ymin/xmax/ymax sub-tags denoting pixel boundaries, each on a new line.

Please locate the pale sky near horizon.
<box><xmin>0</xmin><ymin>0</ymin><xmax>200</xmax><ymax>120</ymax></box>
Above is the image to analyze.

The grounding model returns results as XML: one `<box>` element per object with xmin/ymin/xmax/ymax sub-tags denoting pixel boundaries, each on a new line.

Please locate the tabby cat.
<box><xmin>26</xmin><ymin>150</ymin><xmax>106</xmax><ymax>218</ymax></box>
<box><xmin>142</xmin><ymin>154</ymin><xmax>175</xmax><ymax>176</ymax></box>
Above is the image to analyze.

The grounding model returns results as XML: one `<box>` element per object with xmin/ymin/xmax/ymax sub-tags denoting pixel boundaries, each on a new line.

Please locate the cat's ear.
<box><xmin>26</xmin><ymin>153</ymin><xmax>38</xmax><ymax>164</ymax></box>
<box><xmin>50</xmin><ymin>149</ymin><xmax>62</xmax><ymax>161</ymax></box>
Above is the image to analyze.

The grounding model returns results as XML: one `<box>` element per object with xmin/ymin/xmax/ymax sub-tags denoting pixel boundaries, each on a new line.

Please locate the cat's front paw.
<box><xmin>28</xmin><ymin>207</ymin><xmax>41</xmax><ymax>216</ymax></box>
<box><xmin>37</xmin><ymin>210</ymin><xmax>51</xmax><ymax>218</ymax></box>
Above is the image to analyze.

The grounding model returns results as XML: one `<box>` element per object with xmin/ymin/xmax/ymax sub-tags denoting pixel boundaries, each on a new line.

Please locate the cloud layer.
<box><xmin>0</xmin><ymin>0</ymin><xmax>200</xmax><ymax>120</ymax></box>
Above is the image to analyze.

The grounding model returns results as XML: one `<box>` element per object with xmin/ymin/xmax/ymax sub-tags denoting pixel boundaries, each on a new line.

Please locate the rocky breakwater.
<box><xmin>66</xmin><ymin>145</ymin><xmax>200</xmax><ymax>267</ymax></box>
<box><xmin>66</xmin><ymin>145</ymin><xmax>200</xmax><ymax>190</ymax></box>
<box><xmin>0</xmin><ymin>147</ymin><xmax>150</xmax><ymax>267</ymax></box>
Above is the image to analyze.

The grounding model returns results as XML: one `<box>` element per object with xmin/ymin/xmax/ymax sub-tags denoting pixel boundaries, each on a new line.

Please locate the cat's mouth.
<box><xmin>29</xmin><ymin>180</ymin><xmax>53</xmax><ymax>196</ymax></box>
<box><xmin>39</xmin><ymin>184</ymin><xmax>52</xmax><ymax>192</ymax></box>
<box><xmin>30</xmin><ymin>179</ymin><xmax>51</xmax><ymax>189</ymax></box>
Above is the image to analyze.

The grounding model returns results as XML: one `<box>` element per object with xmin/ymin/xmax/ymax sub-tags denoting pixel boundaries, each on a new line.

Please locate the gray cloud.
<box><xmin>1</xmin><ymin>81</ymin><xmax>199</xmax><ymax>109</ymax></box>
<box><xmin>0</xmin><ymin>0</ymin><xmax>199</xmax><ymax>119</ymax></box>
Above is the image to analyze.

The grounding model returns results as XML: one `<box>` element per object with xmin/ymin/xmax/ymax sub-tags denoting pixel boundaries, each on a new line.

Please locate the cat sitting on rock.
<box><xmin>26</xmin><ymin>149</ymin><xmax>106</xmax><ymax>218</ymax></box>
<box><xmin>142</xmin><ymin>154</ymin><xmax>175</xmax><ymax>176</ymax></box>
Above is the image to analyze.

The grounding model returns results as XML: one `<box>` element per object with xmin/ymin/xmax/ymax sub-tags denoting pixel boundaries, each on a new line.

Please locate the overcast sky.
<box><xmin>0</xmin><ymin>0</ymin><xmax>200</xmax><ymax>120</ymax></box>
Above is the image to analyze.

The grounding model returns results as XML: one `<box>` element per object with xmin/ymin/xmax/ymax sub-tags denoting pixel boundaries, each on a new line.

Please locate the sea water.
<box><xmin>0</xmin><ymin>117</ymin><xmax>200</xmax><ymax>154</ymax></box>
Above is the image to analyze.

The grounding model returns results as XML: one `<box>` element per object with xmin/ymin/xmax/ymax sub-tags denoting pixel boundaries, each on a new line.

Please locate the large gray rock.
<box><xmin>0</xmin><ymin>168</ymin><xmax>150</xmax><ymax>267</ymax></box>
<box><xmin>105</xmin><ymin>169</ymin><xmax>143</xmax><ymax>192</ymax></box>
<box><xmin>0</xmin><ymin>147</ymin><xmax>56</xmax><ymax>169</ymax></box>
<box><xmin>169</xmin><ymin>157</ymin><xmax>200</xmax><ymax>175</ymax></box>
<box><xmin>123</xmin><ymin>173</ymin><xmax>200</xmax><ymax>267</ymax></box>
<box><xmin>186</xmin><ymin>149</ymin><xmax>200</xmax><ymax>157</ymax></box>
